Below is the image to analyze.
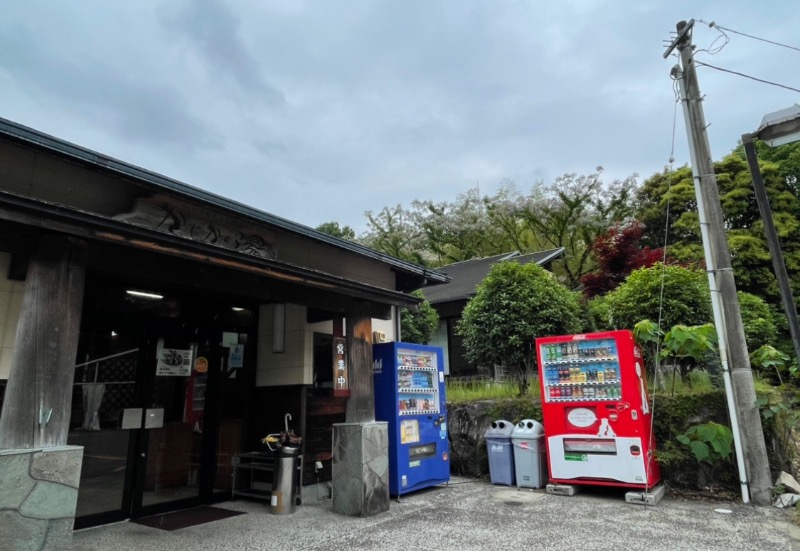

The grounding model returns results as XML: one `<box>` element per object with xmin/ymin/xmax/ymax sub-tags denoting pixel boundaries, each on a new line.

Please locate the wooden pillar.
<box><xmin>0</xmin><ymin>235</ymin><xmax>87</xmax><ymax>449</ymax></box>
<box><xmin>345</xmin><ymin>315</ymin><xmax>373</xmax><ymax>423</ymax></box>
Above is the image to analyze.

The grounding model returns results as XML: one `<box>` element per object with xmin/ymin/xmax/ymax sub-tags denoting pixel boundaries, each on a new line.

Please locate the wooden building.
<box><xmin>0</xmin><ymin>118</ymin><xmax>446</xmax><ymax>532</ymax></box>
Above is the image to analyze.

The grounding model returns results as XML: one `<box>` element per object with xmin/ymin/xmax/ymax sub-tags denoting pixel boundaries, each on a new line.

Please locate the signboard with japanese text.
<box><xmin>156</xmin><ymin>348</ymin><xmax>193</xmax><ymax>376</ymax></box>
<box><xmin>333</xmin><ymin>337</ymin><xmax>350</xmax><ymax>397</ymax></box>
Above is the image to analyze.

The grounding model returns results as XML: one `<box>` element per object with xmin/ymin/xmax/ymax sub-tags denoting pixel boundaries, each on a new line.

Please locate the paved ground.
<box><xmin>73</xmin><ymin>478</ymin><xmax>800</xmax><ymax>551</ymax></box>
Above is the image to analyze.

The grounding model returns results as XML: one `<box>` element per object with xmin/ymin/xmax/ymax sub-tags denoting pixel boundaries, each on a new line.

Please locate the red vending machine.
<box><xmin>536</xmin><ymin>329</ymin><xmax>660</xmax><ymax>489</ymax></box>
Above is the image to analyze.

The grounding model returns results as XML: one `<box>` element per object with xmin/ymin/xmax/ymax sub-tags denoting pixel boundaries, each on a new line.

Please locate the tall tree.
<box><xmin>413</xmin><ymin>187</ymin><xmax>507</xmax><ymax>265</ymax></box>
<box><xmin>399</xmin><ymin>290</ymin><xmax>440</xmax><ymax>344</ymax></box>
<box><xmin>580</xmin><ymin>221</ymin><xmax>664</xmax><ymax>298</ymax></box>
<box><xmin>636</xmin><ymin>150</ymin><xmax>800</xmax><ymax>308</ymax></box>
<box><xmin>316</xmin><ymin>221</ymin><xmax>356</xmax><ymax>240</ymax></box>
<box><xmin>457</xmin><ymin>261</ymin><xmax>582</xmax><ymax>393</ymax></box>
<box><xmin>517</xmin><ymin>168</ymin><xmax>639</xmax><ymax>289</ymax></box>
<box><xmin>360</xmin><ymin>205</ymin><xmax>427</xmax><ymax>264</ymax></box>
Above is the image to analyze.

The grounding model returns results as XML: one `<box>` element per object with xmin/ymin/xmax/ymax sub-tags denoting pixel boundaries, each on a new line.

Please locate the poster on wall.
<box><xmin>156</xmin><ymin>348</ymin><xmax>193</xmax><ymax>376</ymax></box>
<box><xmin>229</xmin><ymin>344</ymin><xmax>244</xmax><ymax>368</ymax></box>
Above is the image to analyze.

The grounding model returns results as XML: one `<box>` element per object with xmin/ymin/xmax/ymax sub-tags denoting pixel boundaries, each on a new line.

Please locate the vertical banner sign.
<box><xmin>333</xmin><ymin>337</ymin><xmax>351</xmax><ymax>397</ymax></box>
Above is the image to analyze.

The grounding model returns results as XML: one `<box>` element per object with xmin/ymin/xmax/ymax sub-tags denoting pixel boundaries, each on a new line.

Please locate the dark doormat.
<box><xmin>132</xmin><ymin>506</ymin><xmax>246</xmax><ymax>531</ymax></box>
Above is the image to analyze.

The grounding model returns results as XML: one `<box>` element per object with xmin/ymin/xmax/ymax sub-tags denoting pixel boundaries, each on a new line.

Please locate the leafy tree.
<box><xmin>413</xmin><ymin>187</ymin><xmax>507</xmax><ymax>265</ymax></box>
<box><xmin>636</xmin><ymin>150</ymin><xmax>800</xmax><ymax>309</ymax></box>
<box><xmin>315</xmin><ymin>221</ymin><xmax>356</xmax><ymax>240</ymax></box>
<box><xmin>457</xmin><ymin>261</ymin><xmax>582</xmax><ymax>393</ymax></box>
<box><xmin>580</xmin><ymin>221</ymin><xmax>664</xmax><ymax>298</ymax></box>
<box><xmin>516</xmin><ymin>169</ymin><xmax>639</xmax><ymax>289</ymax></box>
<box><xmin>605</xmin><ymin>263</ymin><xmax>712</xmax><ymax>332</ymax></box>
<box><xmin>483</xmin><ymin>181</ymin><xmax>535</xmax><ymax>253</ymax></box>
<box><xmin>360</xmin><ymin>205</ymin><xmax>427</xmax><ymax>264</ymax></box>
<box><xmin>737</xmin><ymin>291</ymin><xmax>779</xmax><ymax>353</ymax></box>
<box><xmin>399</xmin><ymin>290</ymin><xmax>440</xmax><ymax>344</ymax></box>
<box><xmin>660</xmin><ymin>323</ymin><xmax>718</xmax><ymax>381</ymax></box>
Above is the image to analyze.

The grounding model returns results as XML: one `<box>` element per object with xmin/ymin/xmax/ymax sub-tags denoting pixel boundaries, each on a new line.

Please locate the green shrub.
<box><xmin>605</xmin><ymin>263</ymin><xmax>711</xmax><ymax>331</ymax></box>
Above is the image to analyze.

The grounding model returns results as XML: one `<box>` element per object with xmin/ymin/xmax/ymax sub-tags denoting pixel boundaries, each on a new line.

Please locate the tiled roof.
<box><xmin>421</xmin><ymin>248</ymin><xmax>565</xmax><ymax>304</ymax></box>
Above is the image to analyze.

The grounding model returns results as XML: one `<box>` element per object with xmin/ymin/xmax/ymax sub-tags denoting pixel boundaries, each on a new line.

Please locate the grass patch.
<box><xmin>446</xmin><ymin>378</ymin><xmax>540</xmax><ymax>404</ymax></box>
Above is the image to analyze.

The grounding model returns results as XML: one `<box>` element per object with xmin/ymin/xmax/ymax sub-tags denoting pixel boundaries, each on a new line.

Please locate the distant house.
<box><xmin>422</xmin><ymin>249</ymin><xmax>565</xmax><ymax>378</ymax></box>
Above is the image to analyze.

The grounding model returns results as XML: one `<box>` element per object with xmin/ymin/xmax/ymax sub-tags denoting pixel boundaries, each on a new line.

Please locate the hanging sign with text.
<box><xmin>333</xmin><ymin>337</ymin><xmax>350</xmax><ymax>397</ymax></box>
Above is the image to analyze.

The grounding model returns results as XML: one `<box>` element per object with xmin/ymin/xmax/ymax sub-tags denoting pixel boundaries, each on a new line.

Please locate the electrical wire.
<box><xmin>694</xmin><ymin>22</ymin><xmax>729</xmax><ymax>56</ymax></box>
<box><xmin>697</xmin><ymin>20</ymin><xmax>800</xmax><ymax>53</ymax></box>
<box><xmin>694</xmin><ymin>60</ymin><xmax>800</xmax><ymax>94</ymax></box>
<box><xmin>638</xmin><ymin>84</ymin><xmax>680</xmax><ymax>506</ymax></box>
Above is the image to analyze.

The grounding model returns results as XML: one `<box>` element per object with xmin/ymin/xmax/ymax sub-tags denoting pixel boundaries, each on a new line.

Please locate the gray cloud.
<box><xmin>0</xmin><ymin>0</ymin><xmax>797</xmax><ymax>234</ymax></box>
<box><xmin>162</xmin><ymin>0</ymin><xmax>284</xmax><ymax>106</ymax></box>
<box><xmin>0</xmin><ymin>24</ymin><xmax>221</xmax><ymax>151</ymax></box>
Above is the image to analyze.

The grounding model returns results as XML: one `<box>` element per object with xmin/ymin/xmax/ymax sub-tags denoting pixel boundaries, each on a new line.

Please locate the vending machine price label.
<box><xmin>567</xmin><ymin>407</ymin><xmax>597</xmax><ymax>428</ymax></box>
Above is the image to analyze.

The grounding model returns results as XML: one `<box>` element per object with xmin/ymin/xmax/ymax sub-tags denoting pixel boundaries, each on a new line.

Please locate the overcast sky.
<box><xmin>2</xmin><ymin>1</ymin><xmax>798</xmax><ymax>233</ymax></box>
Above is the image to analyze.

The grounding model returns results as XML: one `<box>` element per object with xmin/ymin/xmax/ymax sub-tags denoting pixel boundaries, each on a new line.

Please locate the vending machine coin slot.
<box><xmin>563</xmin><ymin>438</ymin><xmax>617</xmax><ymax>456</ymax></box>
<box><xmin>409</xmin><ymin>443</ymin><xmax>437</xmax><ymax>460</ymax></box>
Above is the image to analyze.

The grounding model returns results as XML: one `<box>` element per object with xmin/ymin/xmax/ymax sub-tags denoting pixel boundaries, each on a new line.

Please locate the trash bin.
<box><xmin>511</xmin><ymin>419</ymin><xmax>547</xmax><ymax>489</ymax></box>
<box><xmin>270</xmin><ymin>445</ymin><xmax>300</xmax><ymax>514</ymax></box>
<box><xmin>485</xmin><ymin>420</ymin><xmax>515</xmax><ymax>485</ymax></box>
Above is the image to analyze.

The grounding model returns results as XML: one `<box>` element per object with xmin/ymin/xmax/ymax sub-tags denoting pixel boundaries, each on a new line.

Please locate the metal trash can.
<box><xmin>270</xmin><ymin>445</ymin><xmax>300</xmax><ymax>514</ymax></box>
<box><xmin>511</xmin><ymin>419</ymin><xmax>547</xmax><ymax>489</ymax></box>
<box><xmin>485</xmin><ymin>420</ymin><xmax>515</xmax><ymax>486</ymax></box>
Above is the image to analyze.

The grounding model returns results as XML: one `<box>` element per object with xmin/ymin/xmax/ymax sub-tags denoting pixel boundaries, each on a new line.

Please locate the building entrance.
<box><xmin>68</xmin><ymin>280</ymin><xmax>254</xmax><ymax>528</ymax></box>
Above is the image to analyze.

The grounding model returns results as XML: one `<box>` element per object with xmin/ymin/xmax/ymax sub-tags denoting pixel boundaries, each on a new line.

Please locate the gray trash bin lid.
<box><xmin>484</xmin><ymin>419</ymin><xmax>515</xmax><ymax>438</ymax></box>
<box><xmin>511</xmin><ymin>419</ymin><xmax>544</xmax><ymax>439</ymax></box>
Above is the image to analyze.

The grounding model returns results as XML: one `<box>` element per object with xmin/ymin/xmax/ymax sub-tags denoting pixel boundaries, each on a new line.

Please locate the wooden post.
<box><xmin>345</xmin><ymin>316</ymin><xmax>374</xmax><ymax>423</ymax></box>
<box><xmin>0</xmin><ymin>235</ymin><xmax>87</xmax><ymax>449</ymax></box>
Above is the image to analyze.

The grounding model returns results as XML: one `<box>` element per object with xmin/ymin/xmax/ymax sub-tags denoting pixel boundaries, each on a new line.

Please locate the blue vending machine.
<box><xmin>373</xmin><ymin>342</ymin><xmax>450</xmax><ymax>496</ymax></box>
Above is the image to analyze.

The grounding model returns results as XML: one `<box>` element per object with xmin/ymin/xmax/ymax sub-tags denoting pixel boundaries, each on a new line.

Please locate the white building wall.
<box><xmin>256</xmin><ymin>302</ymin><xmax>399</xmax><ymax>387</ymax></box>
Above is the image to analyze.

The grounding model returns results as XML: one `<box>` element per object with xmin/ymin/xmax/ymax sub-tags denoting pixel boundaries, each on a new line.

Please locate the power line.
<box><xmin>694</xmin><ymin>60</ymin><xmax>800</xmax><ymax>94</ymax></box>
<box><xmin>699</xmin><ymin>20</ymin><xmax>800</xmax><ymax>53</ymax></box>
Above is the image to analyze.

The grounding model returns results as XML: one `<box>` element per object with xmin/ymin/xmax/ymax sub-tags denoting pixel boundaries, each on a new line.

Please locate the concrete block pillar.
<box><xmin>0</xmin><ymin>446</ymin><xmax>83</xmax><ymax>551</ymax></box>
<box><xmin>331</xmin><ymin>422</ymin><xmax>389</xmax><ymax>517</ymax></box>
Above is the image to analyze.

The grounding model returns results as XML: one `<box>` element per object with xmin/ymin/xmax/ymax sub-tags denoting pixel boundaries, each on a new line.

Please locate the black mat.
<box><xmin>132</xmin><ymin>506</ymin><xmax>246</xmax><ymax>531</ymax></box>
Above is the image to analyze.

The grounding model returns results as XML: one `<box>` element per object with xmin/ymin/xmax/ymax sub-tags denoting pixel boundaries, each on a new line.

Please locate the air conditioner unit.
<box><xmin>372</xmin><ymin>331</ymin><xmax>387</xmax><ymax>344</ymax></box>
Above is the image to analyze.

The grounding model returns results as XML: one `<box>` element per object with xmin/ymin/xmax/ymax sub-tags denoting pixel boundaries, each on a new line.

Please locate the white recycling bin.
<box><xmin>511</xmin><ymin>419</ymin><xmax>547</xmax><ymax>489</ymax></box>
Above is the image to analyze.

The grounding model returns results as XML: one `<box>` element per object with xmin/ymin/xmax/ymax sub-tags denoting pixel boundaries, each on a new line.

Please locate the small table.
<box><xmin>231</xmin><ymin>451</ymin><xmax>303</xmax><ymax>504</ymax></box>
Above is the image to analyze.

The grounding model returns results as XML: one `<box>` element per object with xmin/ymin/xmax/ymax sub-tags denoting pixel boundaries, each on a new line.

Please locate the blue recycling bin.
<box><xmin>485</xmin><ymin>420</ymin><xmax>515</xmax><ymax>485</ymax></box>
<box><xmin>511</xmin><ymin>419</ymin><xmax>547</xmax><ymax>489</ymax></box>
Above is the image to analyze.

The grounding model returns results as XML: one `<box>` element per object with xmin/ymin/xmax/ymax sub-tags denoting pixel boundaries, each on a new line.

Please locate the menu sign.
<box><xmin>156</xmin><ymin>348</ymin><xmax>193</xmax><ymax>376</ymax></box>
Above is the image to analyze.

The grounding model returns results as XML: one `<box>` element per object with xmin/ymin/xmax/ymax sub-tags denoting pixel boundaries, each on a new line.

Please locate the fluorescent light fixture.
<box><xmin>126</xmin><ymin>290</ymin><xmax>164</xmax><ymax>300</ymax></box>
<box><xmin>232</xmin><ymin>307</ymin><xmax>245</xmax><ymax>312</ymax></box>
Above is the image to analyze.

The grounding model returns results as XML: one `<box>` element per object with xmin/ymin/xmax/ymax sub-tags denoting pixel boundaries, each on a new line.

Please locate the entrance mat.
<box><xmin>132</xmin><ymin>506</ymin><xmax>246</xmax><ymax>531</ymax></box>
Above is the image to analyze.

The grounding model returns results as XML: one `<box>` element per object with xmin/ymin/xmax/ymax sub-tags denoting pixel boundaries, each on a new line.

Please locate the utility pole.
<box><xmin>665</xmin><ymin>20</ymin><xmax>772</xmax><ymax>505</ymax></box>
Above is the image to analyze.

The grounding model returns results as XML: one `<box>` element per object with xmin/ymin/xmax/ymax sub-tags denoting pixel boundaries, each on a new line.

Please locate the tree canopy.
<box><xmin>457</xmin><ymin>261</ymin><xmax>582</xmax><ymax>390</ymax></box>
<box><xmin>399</xmin><ymin>290</ymin><xmax>440</xmax><ymax>345</ymax></box>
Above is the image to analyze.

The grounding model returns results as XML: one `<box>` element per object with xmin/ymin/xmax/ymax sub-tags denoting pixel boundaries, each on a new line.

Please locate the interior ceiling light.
<box><xmin>126</xmin><ymin>290</ymin><xmax>164</xmax><ymax>300</ymax></box>
<box><xmin>231</xmin><ymin>307</ymin><xmax>246</xmax><ymax>312</ymax></box>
